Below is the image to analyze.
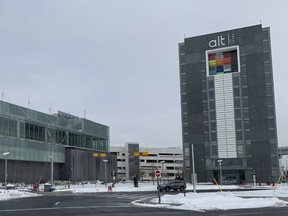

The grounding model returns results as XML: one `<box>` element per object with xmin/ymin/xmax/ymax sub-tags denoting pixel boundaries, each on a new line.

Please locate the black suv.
<box><xmin>158</xmin><ymin>180</ymin><xmax>186</xmax><ymax>192</ymax></box>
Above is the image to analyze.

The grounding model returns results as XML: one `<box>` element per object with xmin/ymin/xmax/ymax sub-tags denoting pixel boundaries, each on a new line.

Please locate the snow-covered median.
<box><xmin>138</xmin><ymin>192</ymin><xmax>287</xmax><ymax>211</ymax></box>
<box><xmin>0</xmin><ymin>189</ymin><xmax>40</xmax><ymax>201</ymax></box>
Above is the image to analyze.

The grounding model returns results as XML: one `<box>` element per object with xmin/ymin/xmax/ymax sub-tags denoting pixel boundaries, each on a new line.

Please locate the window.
<box><xmin>184</xmin><ymin>147</ymin><xmax>189</xmax><ymax>156</ymax></box>
<box><xmin>209</xmin><ymin>101</ymin><xmax>215</xmax><ymax>110</ymax></box>
<box><xmin>265</xmin><ymin>73</ymin><xmax>272</xmax><ymax>83</ymax></box>
<box><xmin>209</xmin><ymin>91</ymin><xmax>215</xmax><ymax>100</ymax></box>
<box><xmin>242</xmin><ymin>87</ymin><xmax>248</xmax><ymax>96</ymax></box>
<box><xmin>236</xmin><ymin>131</ymin><xmax>243</xmax><ymax>140</ymax></box>
<box><xmin>233</xmin><ymin>76</ymin><xmax>239</xmax><ymax>86</ymax></box>
<box><xmin>269</xmin><ymin>118</ymin><xmax>275</xmax><ymax>128</ymax></box>
<box><xmin>210</xmin><ymin>122</ymin><xmax>216</xmax><ymax>131</ymax></box>
<box><xmin>268</xmin><ymin>107</ymin><xmax>274</xmax><ymax>116</ymax></box>
<box><xmin>210</xmin><ymin>111</ymin><xmax>216</xmax><ymax>121</ymax></box>
<box><xmin>243</xmin><ymin>109</ymin><xmax>249</xmax><ymax>119</ymax></box>
<box><xmin>270</xmin><ymin>143</ymin><xmax>277</xmax><ymax>154</ymax></box>
<box><xmin>266</xmin><ymin>85</ymin><xmax>273</xmax><ymax>94</ymax></box>
<box><xmin>241</xmin><ymin>76</ymin><xmax>247</xmax><ymax>86</ymax></box>
<box><xmin>244</xmin><ymin>131</ymin><xmax>250</xmax><ymax>140</ymax></box>
<box><xmin>235</xmin><ymin>109</ymin><xmax>242</xmax><ymax>118</ymax></box>
<box><xmin>211</xmin><ymin>133</ymin><xmax>217</xmax><ymax>141</ymax></box>
<box><xmin>262</xmin><ymin>30</ymin><xmax>270</xmax><ymax>40</ymax></box>
<box><xmin>208</xmin><ymin>80</ymin><xmax>214</xmax><ymax>89</ymax></box>
<box><xmin>234</xmin><ymin>88</ymin><xmax>240</xmax><ymax>97</ymax></box>
<box><xmin>244</xmin><ymin>120</ymin><xmax>250</xmax><ymax>129</ymax></box>
<box><xmin>269</xmin><ymin>130</ymin><xmax>275</xmax><ymax>139</ymax></box>
<box><xmin>236</xmin><ymin>120</ymin><xmax>242</xmax><ymax>129</ymax></box>
<box><xmin>234</xmin><ymin>98</ymin><xmax>241</xmax><ymax>108</ymax></box>
<box><xmin>264</xmin><ymin>52</ymin><xmax>271</xmax><ymax>62</ymax></box>
<box><xmin>212</xmin><ymin>146</ymin><xmax>217</xmax><ymax>156</ymax></box>
<box><xmin>242</xmin><ymin>97</ymin><xmax>248</xmax><ymax>107</ymax></box>
<box><xmin>267</xmin><ymin>96</ymin><xmax>273</xmax><ymax>105</ymax></box>
<box><xmin>237</xmin><ymin>145</ymin><xmax>244</xmax><ymax>155</ymax></box>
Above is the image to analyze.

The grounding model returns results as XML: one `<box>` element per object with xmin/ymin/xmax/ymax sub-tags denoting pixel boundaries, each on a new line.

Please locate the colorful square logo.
<box><xmin>207</xmin><ymin>48</ymin><xmax>239</xmax><ymax>76</ymax></box>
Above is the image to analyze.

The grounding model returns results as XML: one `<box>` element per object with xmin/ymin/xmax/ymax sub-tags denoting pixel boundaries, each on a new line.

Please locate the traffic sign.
<box><xmin>155</xmin><ymin>170</ymin><xmax>161</xmax><ymax>178</ymax></box>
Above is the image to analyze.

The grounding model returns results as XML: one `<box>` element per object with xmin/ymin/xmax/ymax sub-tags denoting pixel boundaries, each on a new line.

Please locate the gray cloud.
<box><xmin>0</xmin><ymin>0</ymin><xmax>287</xmax><ymax>147</ymax></box>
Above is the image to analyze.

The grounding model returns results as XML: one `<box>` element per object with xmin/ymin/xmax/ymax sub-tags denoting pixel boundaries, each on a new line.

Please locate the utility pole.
<box><xmin>191</xmin><ymin>144</ymin><xmax>196</xmax><ymax>193</ymax></box>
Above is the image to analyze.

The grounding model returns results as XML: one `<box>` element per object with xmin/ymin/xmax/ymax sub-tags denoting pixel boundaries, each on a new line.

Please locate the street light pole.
<box><xmin>103</xmin><ymin>159</ymin><xmax>108</xmax><ymax>187</ymax></box>
<box><xmin>160</xmin><ymin>161</ymin><xmax>165</xmax><ymax>182</ymax></box>
<box><xmin>3</xmin><ymin>152</ymin><xmax>10</xmax><ymax>189</ymax></box>
<box><xmin>218</xmin><ymin>160</ymin><xmax>223</xmax><ymax>186</ymax></box>
<box><xmin>191</xmin><ymin>144</ymin><xmax>196</xmax><ymax>193</ymax></box>
<box><xmin>48</xmin><ymin>151</ymin><xmax>54</xmax><ymax>186</ymax></box>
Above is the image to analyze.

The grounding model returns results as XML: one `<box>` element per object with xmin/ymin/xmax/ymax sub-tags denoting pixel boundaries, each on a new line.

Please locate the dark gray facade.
<box><xmin>63</xmin><ymin>147</ymin><xmax>117</xmax><ymax>183</ymax></box>
<box><xmin>179</xmin><ymin>25</ymin><xmax>279</xmax><ymax>184</ymax></box>
<box><xmin>126</xmin><ymin>143</ymin><xmax>140</xmax><ymax>181</ymax></box>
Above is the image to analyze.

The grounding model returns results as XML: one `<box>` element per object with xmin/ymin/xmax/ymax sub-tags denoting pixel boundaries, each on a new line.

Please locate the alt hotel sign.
<box><xmin>208</xmin><ymin>33</ymin><xmax>235</xmax><ymax>48</ymax></box>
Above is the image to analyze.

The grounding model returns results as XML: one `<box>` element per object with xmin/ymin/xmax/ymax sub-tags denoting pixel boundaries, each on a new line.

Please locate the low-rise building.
<box><xmin>110</xmin><ymin>143</ymin><xmax>183</xmax><ymax>181</ymax></box>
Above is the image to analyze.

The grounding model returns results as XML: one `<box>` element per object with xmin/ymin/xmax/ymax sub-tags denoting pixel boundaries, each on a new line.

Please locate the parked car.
<box><xmin>158</xmin><ymin>180</ymin><xmax>186</xmax><ymax>192</ymax></box>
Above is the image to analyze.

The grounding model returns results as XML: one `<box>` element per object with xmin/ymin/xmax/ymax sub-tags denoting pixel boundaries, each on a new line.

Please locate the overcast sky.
<box><xmin>0</xmin><ymin>0</ymin><xmax>287</xmax><ymax>148</ymax></box>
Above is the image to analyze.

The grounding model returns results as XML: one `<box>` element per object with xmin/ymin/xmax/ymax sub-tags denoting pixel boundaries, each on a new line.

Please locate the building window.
<box><xmin>236</xmin><ymin>131</ymin><xmax>243</xmax><ymax>140</ymax></box>
<box><xmin>236</xmin><ymin>120</ymin><xmax>242</xmax><ymax>129</ymax></box>
<box><xmin>233</xmin><ymin>76</ymin><xmax>239</xmax><ymax>86</ymax></box>
<box><xmin>243</xmin><ymin>109</ymin><xmax>249</xmax><ymax>119</ymax></box>
<box><xmin>209</xmin><ymin>101</ymin><xmax>215</xmax><ymax>110</ymax></box>
<box><xmin>269</xmin><ymin>130</ymin><xmax>275</xmax><ymax>139</ymax></box>
<box><xmin>210</xmin><ymin>122</ymin><xmax>216</xmax><ymax>131</ymax></box>
<box><xmin>237</xmin><ymin>145</ymin><xmax>244</xmax><ymax>155</ymax></box>
<box><xmin>244</xmin><ymin>131</ymin><xmax>250</xmax><ymax>140</ymax></box>
<box><xmin>211</xmin><ymin>146</ymin><xmax>217</xmax><ymax>156</ymax></box>
<box><xmin>241</xmin><ymin>76</ymin><xmax>247</xmax><ymax>86</ymax></box>
<box><xmin>267</xmin><ymin>96</ymin><xmax>274</xmax><ymax>105</ymax></box>
<box><xmin>210</xmin><ymin>111</ymin><xmax>216</xmax><ymax>121</ymax></box>
<box><xmin>185</xmin><ymin>159</ymin><xmax>190</xmax><ymax>167</ymax></box>
<box><xmin>184</xmin><ymin>147</ymin><xmax>189</xmax><ymax>157</ymax></box>
<box><xmin>242</xmin><ymin>87</ymin><xmax>248</xmax><ymax>97</ymax></box>
<box><xmin>235</xmin><ymin>109</ymin><xmax>242</xmax><ymax>118</ymax></box>
<box><xmin>268</xmin><ymin>118</ymin><xmax>275</xmax><ymax>128</ymax></box>
<box><xmin>211</xmin><ymin>133</ymin><xmax>217</xmax><ymax>141</ymax></box>
<box><xmin>242</xmin><ymin>97</ymin><xmax>248</xmax><ymax>108</ymax></box>
<box><xmin>234</xmin><ymin>88</ymin><xmax>240</xmax><ymax>97</ymax></box>
<box><xmin>208</xmin><ymin>80</ymin><xmax>214</xmax><ymax>89</ymax></box>
<box><xmin>209</xmin><ymin>91</ymin><xmax>215</xmax><ymax>100</ymax></box>
<box><xmin>234</xmin><ymin>98</ymin><xmax>241</xmax><ymax>108</ymax></box>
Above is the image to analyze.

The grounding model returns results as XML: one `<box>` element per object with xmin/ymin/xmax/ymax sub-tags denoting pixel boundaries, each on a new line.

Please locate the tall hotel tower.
<box><xmin>179</xmin><ymin>25</ymin><xmax>279</xmax><ymax>183</ymax></box>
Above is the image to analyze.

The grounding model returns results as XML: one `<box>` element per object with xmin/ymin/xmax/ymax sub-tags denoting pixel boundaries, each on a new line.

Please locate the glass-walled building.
<box><xmin>0</xmin><ymin>100</ymin><xmax>115</xmax><ymax>183</ymax></box>
<box><xmin>179</xmin><ymin>24</ymin><xmax>279</xmax><ymax>184</ymax></box>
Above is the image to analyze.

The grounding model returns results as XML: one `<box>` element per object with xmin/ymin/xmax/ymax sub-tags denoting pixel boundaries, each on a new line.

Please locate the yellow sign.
<box><xmin>93</xmin><ymin>153</ymin><xmax>99</xmax><ymax>157</ymax></box>
<box><xmin>93</xmin><ymin>153</ymin><xmax>107</xmax><ymax>157</ymax></box>
<box><xmin>133</xmin><ymin>152</ymin><xmax>140</xmax><ymax>156</ymax></box>
<box><xmin>100</xmin><ymin>153</ymin><xmax>107</xmax><ymax>157</ymax></box>
<box><xmin>132</xmin><ymin>152</ymin><xmax>149</xmax><ymax>156</ymax></box>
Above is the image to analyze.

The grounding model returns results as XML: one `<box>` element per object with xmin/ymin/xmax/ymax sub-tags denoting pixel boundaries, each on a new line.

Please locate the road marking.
<box><xmin>0</xmin><ymin>205</ymin><xmax>131</xmax><ymax>213</ymax></box>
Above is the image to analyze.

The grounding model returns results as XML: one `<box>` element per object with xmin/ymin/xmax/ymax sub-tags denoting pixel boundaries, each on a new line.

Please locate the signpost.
<box><xmin>155</xmin><ymin>170</ymin><xmax>161</xmax><ymax>203</ymax></box>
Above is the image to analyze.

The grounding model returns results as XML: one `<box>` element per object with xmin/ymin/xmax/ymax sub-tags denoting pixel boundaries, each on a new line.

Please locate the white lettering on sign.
<box><xmin>208</xmin><ymin>34</ymin><xmax>235</xmax><ymax>48</ymax></box>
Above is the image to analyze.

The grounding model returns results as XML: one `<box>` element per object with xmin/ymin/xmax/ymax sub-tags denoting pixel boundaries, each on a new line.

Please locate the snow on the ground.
<box><xmin>54</xmin><ymin>181</ymin><xmax>241</xmax><ymax>193</ymax></box>
<box><xmin>1</xmin><ymin>182</ymin><xmax>288</xmax><ymax>212</ymax></box>
<box><xmin>0</xmin><ymin>189</ymin><xmax>40</xmax><ymax>201</ymax></box>
<box><xmin>146</xmin><ymin>191</ymin><xmax>287</xmax><ymax>211</ymax></box>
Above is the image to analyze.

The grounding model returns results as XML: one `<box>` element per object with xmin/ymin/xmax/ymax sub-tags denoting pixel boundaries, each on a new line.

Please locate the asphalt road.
<box><xmin>0</xmin><ymin>191</ymin><xmax>287</xmax><ymax>216</ymax></box>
